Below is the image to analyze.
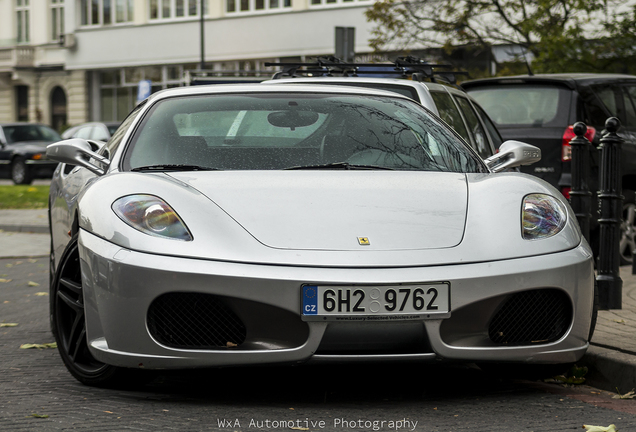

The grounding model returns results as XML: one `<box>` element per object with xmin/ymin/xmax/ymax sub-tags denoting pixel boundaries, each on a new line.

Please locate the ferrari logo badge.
<box><xmin>358</xmin><ymin>237</ymin><xmax>370</xmax><ymax>245</ymax></box>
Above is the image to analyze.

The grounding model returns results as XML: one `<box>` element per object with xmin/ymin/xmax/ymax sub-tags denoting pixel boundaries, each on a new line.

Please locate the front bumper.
<box><xmin>78</xmin><ymin>229</ymin><xmax>595</xmax><ymax>369</ymax></box>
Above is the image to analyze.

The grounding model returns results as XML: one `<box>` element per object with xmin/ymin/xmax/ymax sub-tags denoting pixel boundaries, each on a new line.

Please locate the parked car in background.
<box><xmin>46</xmin><ymin>83</ymin><xmax>595</xmax><ymax>387</ymax></box>
<box><xmin>262</xmin><ymin>58</ymin><xmax>502</xmax><ymax>159</ymax></box>
<box><xmin>0</xmin><ymin>123</ymin><xmax>61</xmax><ymax>184</ymax></box>
<box><xmin>62</xmin><ymin>122</ymin><xmax>120</xmax><ymax>142</ymax></box>
<box><xmin>463</xmin><ymin>73</ymin><xmax>636</xmax><ymax>264</ymax></box>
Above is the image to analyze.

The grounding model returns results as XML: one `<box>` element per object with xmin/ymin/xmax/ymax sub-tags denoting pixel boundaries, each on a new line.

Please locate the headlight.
<box><xmin>522</xmin><ymin>194</ymin><xmax>567</xmax><ymax>240</ymax></box>
<box><xmin>112</xmin><ymin>195</ymin><xmax>192</xmax><ymax>241</ymax></box>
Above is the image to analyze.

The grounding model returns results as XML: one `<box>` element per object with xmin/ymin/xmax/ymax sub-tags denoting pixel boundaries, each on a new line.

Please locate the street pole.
<box><xmin>569</xmin><ymin>122</ymin><xmax>592</xmax><ymax>244</ymax></box>
<box><xmin>597</xmin><ymin>117</ymin><xmax>623</xmax><ymax>309</ymax></box>
<box><xmin>200</xmin><ymin>0</ymin><xmax>205</xmax><ymax>70</ymax></box>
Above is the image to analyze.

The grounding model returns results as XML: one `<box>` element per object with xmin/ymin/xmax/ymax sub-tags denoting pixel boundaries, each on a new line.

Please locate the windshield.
<box><xmin>124</xmin><ymin>92</ymin><xmax>486</xmax><ymax>173</ymax></box>
<box><xmin>467</xmin><ymin>85</ymin><xmax>570</xmax><ymax>127</ymax></box>
<box><xmin>4</xmin><ymin>125</ymin><xmax>61</xmax><ymax>144</ymax></box>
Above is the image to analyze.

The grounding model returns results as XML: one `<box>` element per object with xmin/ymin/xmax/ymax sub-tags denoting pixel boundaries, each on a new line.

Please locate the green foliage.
<box><xmin>365</xmin><ymin>0</ymin><xmax>636</xmax><ymax>75</ymax></box>
<box><xmin>495</xmin><ymin>62</ymin><xmax>532</xmax><ymax>77</ymax></box>
<box><xmin>0</xmin><ymin>185</ymin><xmax>49</xmax><ymax>209</ymax></box>
<box><xmin>552</xmin><ymin>364</ymin><xmax>588</xmax><ymax>385</ymax></box>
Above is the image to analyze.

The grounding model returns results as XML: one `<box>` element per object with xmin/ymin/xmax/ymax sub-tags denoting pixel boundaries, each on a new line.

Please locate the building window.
<box><xmin>226</xmin><ymin>0</ymin><xmax>290</xmax><ymax>14</ymax></box>
<box><xmin>81</xmin><ymin>0</ymin><xmax>133</xmax><ymax>26</ymax></box>
<box><xmin>150</xmin><ymin>0</ymin><xmax>204</xmax><ymax>20</ymax></box>
<box><xmin>99</xmin><ymin>66</ymin><xmax>186</xmax><ymax>121</ymax></box>
<box><xmin>310</xmin><ymin>0</ymin><xmax>366</xmax><ymax>5</ymax></box>
<box><xmin>51</xmin><ymin>0</ymin><xmax>64</xmax><ymax>41</ymax></box>
<box><xmin>50</xmin><ymin>86</ymin><xmax>68</xmax><ymax>133</ymax></box>
<box><xmin>16</xmin><ymin>0</ymin><xmax>30</xmax><ymax>43</ymax></box>
<box><xmin>15</xmin><ymin>86</ymin><xmax>29</xmax><ymax>122</ymax></box>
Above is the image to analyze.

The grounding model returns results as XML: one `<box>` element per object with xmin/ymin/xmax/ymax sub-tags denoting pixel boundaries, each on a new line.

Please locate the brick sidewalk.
<box><xmin>593</xmin><ymin>267</ymin><xmax>636</xmax><ymax>354</ymax></box>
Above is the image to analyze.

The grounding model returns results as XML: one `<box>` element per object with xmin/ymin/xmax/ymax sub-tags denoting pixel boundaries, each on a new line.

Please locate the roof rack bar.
<box><xmin>265</xmin><ymin>56</ymin><xmax>468</xmax><ymax>84</ymax></box>
<box><xmin>264</xmin><ymin>62</ymin><xmax>451</xmax><ymax>70</ymax></box>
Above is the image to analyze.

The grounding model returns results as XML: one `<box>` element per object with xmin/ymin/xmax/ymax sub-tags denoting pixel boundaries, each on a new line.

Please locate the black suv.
<box><xmin>463</xmin><ymin>73</ymin><xmax>636</xmax><ymax>264</ymax></box>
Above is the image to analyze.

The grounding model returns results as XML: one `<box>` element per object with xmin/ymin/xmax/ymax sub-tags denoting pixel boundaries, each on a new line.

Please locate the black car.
<box><xmin>463</xmin><ymin>73</ymin><xmax>636</xmax><ymax>264</ymax></box>
<box><xmin>0</xmin><ymin>123</ymin><xmax>62</xmax><ymax>184</ymax></box>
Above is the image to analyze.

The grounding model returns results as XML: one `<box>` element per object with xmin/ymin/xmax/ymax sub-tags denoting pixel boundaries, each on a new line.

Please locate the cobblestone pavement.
<box><xmin>593</xmin><ymin>266</ymin><xmax>636</xmax><ymax>354</ymax></box>
<box><xmin>3</xmin><ymin>257</ymin><xmax>636</xmax><ymax>432</ymax></box>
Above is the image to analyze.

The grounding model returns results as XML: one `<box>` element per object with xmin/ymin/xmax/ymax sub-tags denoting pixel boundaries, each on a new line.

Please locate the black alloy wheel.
<box><xmin>11</xmin><ymin>157</ymin><xmax>32</xmax><ymax>185</ymax></box>
<box><xmin>51</xmin><ymin>236</ymin><xmax>120</xmax><ymax>386</ymax></box>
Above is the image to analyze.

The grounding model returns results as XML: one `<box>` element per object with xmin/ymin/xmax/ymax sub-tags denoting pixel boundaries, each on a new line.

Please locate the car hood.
<box><xmin>77</xmin><ymin>171</ymin><xmax>583</xmax><ymax>267</ymax></box>
<box><xmin>171</xmin><ymin>171</ymin><xmax>468</xmax><ymax>251</ymax></box>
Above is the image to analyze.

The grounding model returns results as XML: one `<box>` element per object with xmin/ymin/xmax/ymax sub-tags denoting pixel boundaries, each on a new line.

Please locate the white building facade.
<box><xmin>0</xmin><ymin>0</ymin><xmax>375</xmax><ymax>129</ymax></box>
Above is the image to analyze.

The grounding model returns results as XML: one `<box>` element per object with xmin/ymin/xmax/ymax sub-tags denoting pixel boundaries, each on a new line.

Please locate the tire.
<box><xmin>48</xmin><ymin>213</ymin><xmax>55</xmax><ymax>333</ymax></box>
<box><xmin>620</xmin><ymin>189</ymin><xmax>636</xmax><ymax>266</ymax></box>
<box><xmin>51</xmin><ymin>236</ymin><xmax>122</xmax><ymax>386</ymax></box>
<box><xmin>11</xmin><ymin>157</ymin><xmax>32</xmax><ymax>185</ymax></box>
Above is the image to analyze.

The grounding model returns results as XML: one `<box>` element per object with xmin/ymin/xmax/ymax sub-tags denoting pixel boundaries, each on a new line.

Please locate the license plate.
<box><xmin>301</xmin><ymin>283</ymin><xmax>450</xmax><ymax>321</ymax></box>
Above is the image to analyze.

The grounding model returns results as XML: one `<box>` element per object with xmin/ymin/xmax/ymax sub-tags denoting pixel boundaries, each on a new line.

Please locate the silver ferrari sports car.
<box><xmin>46</xmin><ymin>84</ymin><xmax>596</xmax><ymax>386</ymax></box>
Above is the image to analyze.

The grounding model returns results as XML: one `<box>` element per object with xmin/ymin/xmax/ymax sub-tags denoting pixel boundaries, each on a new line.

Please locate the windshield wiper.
<box><xmin>284</xmin><ymin>162</ymin><xmax>394</xmax><ymax>171</ymax></box>
<box><xmin>131</xmin><ymin>164</ymin><xmax>218</xmax><ymax>172</ymax></box>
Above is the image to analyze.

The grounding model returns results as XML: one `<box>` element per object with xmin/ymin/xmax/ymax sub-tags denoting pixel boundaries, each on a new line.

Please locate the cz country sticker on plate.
<box><xmin>301</xmin><ymin>283</ymin><xmax>450</xmax><ymax>321</ymax></box>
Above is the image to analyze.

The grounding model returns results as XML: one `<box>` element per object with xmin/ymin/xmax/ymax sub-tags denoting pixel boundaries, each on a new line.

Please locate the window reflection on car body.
<box><xmin>131</xmin><ymin>164</ymin><xmax>218</xmax><ymax>172</ymax></box>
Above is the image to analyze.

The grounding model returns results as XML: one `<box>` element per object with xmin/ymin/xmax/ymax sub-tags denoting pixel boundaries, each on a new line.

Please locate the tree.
<box><xmin>365</xmin><ymin>0</ymin><xmax>636</xmax><ymax>74</ymax></box>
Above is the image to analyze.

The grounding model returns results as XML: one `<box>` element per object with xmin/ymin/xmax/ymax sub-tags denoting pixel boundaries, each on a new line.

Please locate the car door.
<box><xmin>0</xmin><ymin>127</ymin><xmax>11</xmax><ymax>165</ymax></box>
<box><xmin>590</xmin><ymin>83</ymin><xmax>636</xmax><ymax>176</ymax></box>
<box><xmin>429</xmin><ymin>89</ymin><xmax>495</xmax><ymax>158</ymax></box>
<box><xmin>428</xmin><ymin>91</ymin><xmax>471</xmax><ymax>144</ymax></box>
<box><xmin>475</xmin><ymin>104</ymin><xmax>503</xmax><ymax>150</ymax></box>
<box><xmin>453</xmin><ymin>95</ymin><xmax>496</xmax><ymax>158</ymax></box>
<box><xmin>620</xmin><ymin>84</ymin><xmax>636</xmax><ymax>149</ymax></box>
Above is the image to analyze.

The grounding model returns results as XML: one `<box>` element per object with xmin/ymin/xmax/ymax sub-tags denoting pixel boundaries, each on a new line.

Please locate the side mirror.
<box><xmin>46</xmin><ymin>138</ymin><xmax>110</xmax><ymax>176</ymax></box>
<box><xmin>484</xmin><ymin>140</ymin><xmax>541</xmax><ymax>173</ymax></box>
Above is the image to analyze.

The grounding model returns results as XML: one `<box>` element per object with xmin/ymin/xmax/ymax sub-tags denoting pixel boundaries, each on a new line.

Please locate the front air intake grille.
<box><xmin>488</xmin><ymin>289</ymin><xmax>572</xmax><ymax>345</ymax></box>
<box><xmin>147</xmin><ymin>293</ymin><xmax>246</xmax><ymax>349</ymax></box>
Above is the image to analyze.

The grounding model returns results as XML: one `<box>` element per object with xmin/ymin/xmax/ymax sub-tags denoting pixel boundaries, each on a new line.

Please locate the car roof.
<box><xmin>147</xmin><ymin>82</ymin><xmax>415</xmax><ymax>103</ymax></box>
<box><xmin>261</xmin><ymin>76</ymin><xmax>471</xmax><ymax>96</ymax></box>
<box><xmin>262</xmin><ymin>76</ymin><xmax>447</xmax><ymax>88</ymax></box>
<box><xmin>0</xmin><ymin>122</ymin><xmax>51</xmax><ymax>127</ymax></box>
<box><xmin>463</xmin><ymin>73</ymin><xmax>636</xmax><ymax>90</ymax></box>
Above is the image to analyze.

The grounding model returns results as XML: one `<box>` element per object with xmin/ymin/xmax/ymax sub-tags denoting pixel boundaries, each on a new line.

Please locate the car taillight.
<box><xmin>562</xmin><ymin>125</ymin><xmax>596</xmax><ymax>161</ymax></box>
<box><xmin>561</xmin><ymin>187</ymin><xmax>571</xmax><ymax>199</ymax></box>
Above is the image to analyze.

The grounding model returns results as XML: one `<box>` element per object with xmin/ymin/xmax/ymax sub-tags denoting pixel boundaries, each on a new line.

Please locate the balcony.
<box><xmin>0</xmin><ymin>46</ymin><xmax>35</xmax><ymax>71</ymax></box>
